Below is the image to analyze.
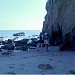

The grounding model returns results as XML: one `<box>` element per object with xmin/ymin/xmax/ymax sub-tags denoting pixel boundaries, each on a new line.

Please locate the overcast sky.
<box><xmin>0</xmin><ymin>0</ymin><xmax>47</xmax><ymax>30</ymax></box>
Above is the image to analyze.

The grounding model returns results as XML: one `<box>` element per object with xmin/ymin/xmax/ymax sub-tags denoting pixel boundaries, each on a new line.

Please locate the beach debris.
<box><xmin>37</xmin><ymin>64</ymin><xmax>53</xmax><ymax>70</ymax></box>
<box><xmin>1</xmin><ymin>44</ymin><xmax>14</xmax><ymax>50</ymax></box>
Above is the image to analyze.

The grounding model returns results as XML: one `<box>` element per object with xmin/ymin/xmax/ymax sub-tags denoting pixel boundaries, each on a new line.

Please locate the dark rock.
<box><xmin>1</xmin><ymin>41</ymin><xmax>6</xmax><ymax>45</ymax></box>
<box><xmin>27</xmin><ymin>38</ymin><xmax>38</xmax><ymax>47</ymax></box>
<box><xmin>42</xmin><ymin>0</ymin><xmax>75</xmax><ymax>36</ymax></box>
<box><xmin>31</xmin><ymin>38</ymin><xmax>38</xmax><ymax>43</ymax></box>
<box><xmin>15</xmin><ymin>39</ymin><xmax>28</xmax><ymax>46</ymax></box>
<box><xmin>0</xmin><ymin>48</ymin><xmax>2</xmax><ymax>52</ymax></box>
<box><xmin>1</xmin><ymin>44</ymin><xmax>14</xmax><ymax>50</ymax></box>
<box><xmin>6</xmin><ymin>39</ymin><xmax>13</xmax><ymax>44</ymax></box>
<box><xmin>14</xmin><ymin>46</ymin><xmax>21</xmax><ymax>50</ymax></box>
<box><xmin>59</xmin><ymin>33</ymin><xmax>73</xmax><ymax>51</ymax></box>
<box><xmin>13</xmin><ymin>32</ymin><xmax>25</xmax><ymax>36</ymax></box>
<box><xmin>15</xmin><ymin>45</ymin><xmax>28</xmax><ymax>51</ymax></box>
<box><xmin>37</xmin><ymin>64</ymin><xmax>53</xmax><ymax>70</ymax></box>
<box><xmin>27</xmin><ymin>43</ymin><xmax>37</xmax><ymax>47</ymax></box>
<box><xmin>21</xmin><ymin>45</ymin><xmax>28</xmax><ymax>51</ymax></box>
<box><xmin>1</xmin><ymin>39</ymin><xmax>15</xmax><ymax>49</ymax></box>
<box><xmin>42</xmin><ymin>0</ymin><xmax>75</xmax><ymax>50</ymax></box>
<box><xmin>2</xmin><ymin>51</ymin><xmax>10</xmax><ymax>55</ymax></box>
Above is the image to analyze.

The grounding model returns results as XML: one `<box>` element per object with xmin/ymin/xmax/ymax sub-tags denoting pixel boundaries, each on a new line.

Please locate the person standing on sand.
<box><xmin>44</xmin><ymin>33</ymin><xmax>49</xmax><ymax>51</ymax></box>
<box><xmin>37</xmin><ymin>33</ymin><xmax>44</xmax><ymax>52</ymax></box>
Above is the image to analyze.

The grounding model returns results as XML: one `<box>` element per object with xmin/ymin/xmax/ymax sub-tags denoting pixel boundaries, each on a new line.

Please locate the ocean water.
<box><xmin>0</xmin><ymin>30</ymin><xmax>41</xmax><ymax>41</ymax></box>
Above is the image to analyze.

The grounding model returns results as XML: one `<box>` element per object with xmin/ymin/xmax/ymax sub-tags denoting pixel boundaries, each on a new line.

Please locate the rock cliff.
<box><xmin>42</xmin><ymin>0</ymin><xmax>75</xmax><ymax>36</ymax></box>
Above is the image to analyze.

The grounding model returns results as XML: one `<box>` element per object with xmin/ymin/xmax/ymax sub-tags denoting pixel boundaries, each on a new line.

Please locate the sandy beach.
<box><xmin>0</xmin><ymin>46</ymin><xmax>75</xmax><ymax>74</ymax></box>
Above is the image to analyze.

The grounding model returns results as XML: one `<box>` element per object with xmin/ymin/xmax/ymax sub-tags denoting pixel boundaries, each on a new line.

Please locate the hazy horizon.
<box><xmin>0</xmin><ymin>0</ymin><xmax>47</xmax><ymax>30</ymax></box>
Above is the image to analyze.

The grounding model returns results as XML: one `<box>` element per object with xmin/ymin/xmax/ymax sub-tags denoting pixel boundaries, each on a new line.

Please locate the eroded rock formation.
<box><xmin>42</xmin><ymin>0</ymin><xmax>75</xmax><ymax>36</ymax></box>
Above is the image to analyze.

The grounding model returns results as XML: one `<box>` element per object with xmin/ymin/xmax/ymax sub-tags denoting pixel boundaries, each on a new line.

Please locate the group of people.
<box><xmin>37</xmin><ymin>33</ymin><xmax>49</xmax><ymax>52</ymax></box>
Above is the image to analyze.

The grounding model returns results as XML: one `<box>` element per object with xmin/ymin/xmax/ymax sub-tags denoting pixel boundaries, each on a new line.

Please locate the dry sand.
<box><xmin>0</xmin><ymin>46</ymin><xmax>75</xmax><ymax>74</ymax></box>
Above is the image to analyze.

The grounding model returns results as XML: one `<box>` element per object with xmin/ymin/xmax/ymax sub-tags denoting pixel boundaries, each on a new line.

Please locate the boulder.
<box><xmin>27</xmin><ymin>38</ymin><xmax>38</xmax><ymax>47</ymax></box>
<box><xmin>15</xmin><ymin>39</ymin><xmax>28</xmax><ymax>46</ymax></box>
<box><xmin>15</xmin><ymin>45</ymin><xmax>28</xmax><ymax>51</ymax></box>
<box><xmin>1</xmin><ymin>44</ymin><xmax>14</xmax><ymax>50</ymax></box>
<box><xmin>13</xmin><ymin>32</ymin><xmax>25</xmax><ymax>36</ymax></box>
<box><xmin>37</xmin><ymin>64</ymin><xmax>53</xmax><ymax>70</ymax></box>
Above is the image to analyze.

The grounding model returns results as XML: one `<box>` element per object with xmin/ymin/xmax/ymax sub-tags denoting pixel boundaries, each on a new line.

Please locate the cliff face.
<box><xmin>42</xmin><ymin>0</ymin><xmax>75</xmax><ymax>36</ymax></box>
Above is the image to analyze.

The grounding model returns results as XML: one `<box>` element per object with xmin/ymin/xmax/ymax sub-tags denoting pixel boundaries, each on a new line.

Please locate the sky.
<box><xmin>0</xmin><ymin>0</ymin><xmax>47</xmax><ymax>30</ymax></box>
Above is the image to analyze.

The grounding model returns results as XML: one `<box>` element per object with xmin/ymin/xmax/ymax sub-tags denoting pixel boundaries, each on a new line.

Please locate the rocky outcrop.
<box><xmin>13</xmin><ymin>32</ymin><xmax>25</xmax><ymax>36</ymax></box>
<box><xmin>42</xmin><ymin>0</ymin><xmax>75</xmax><ymax>36</ymax></box>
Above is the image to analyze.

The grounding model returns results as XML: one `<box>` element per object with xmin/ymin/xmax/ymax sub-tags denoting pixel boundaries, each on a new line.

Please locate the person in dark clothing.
<box><xmin>37</xmin><ymin>34</ymin><xmax>44</xmax><ymax>52</ymax></box>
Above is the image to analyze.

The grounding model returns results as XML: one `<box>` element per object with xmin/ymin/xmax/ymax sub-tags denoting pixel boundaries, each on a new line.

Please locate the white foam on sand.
<box><xmin>0</xmin><ymin>46</ymin><xmax>75</xmax><ymax>74</ymax></box>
